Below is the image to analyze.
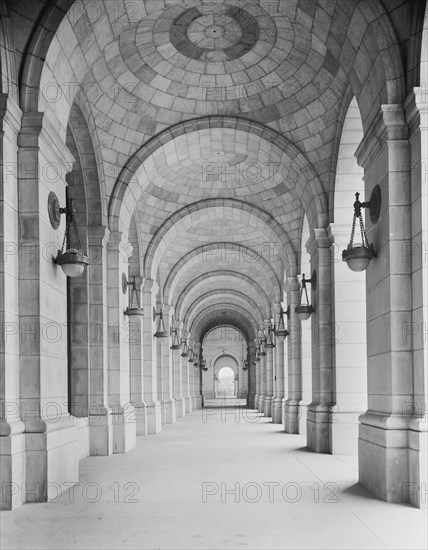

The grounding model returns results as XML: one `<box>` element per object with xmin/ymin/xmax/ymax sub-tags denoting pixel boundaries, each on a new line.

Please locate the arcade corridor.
<box><xmin>1</xmin><ymin>1</ymin><xmax>428</xmax><ymax>547</ymax></box>
<box><xmin>1</xmin><ymin>402</ymin><xmax>426</xmax><ymax>549</ymax></box>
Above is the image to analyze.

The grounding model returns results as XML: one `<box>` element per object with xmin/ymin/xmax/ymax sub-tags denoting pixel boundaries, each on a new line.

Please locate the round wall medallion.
<box><xmin>48</xmin><ymin>191</ymin><xmax>61</xmax><ymax>229</ymax></box>
<box><xmin>122</xmin><ymin>273</ymin><xmax>128</xmax><ymax>294</ymax></box>
<box><xmin>369</xmin><ymin>185</ymin><xmax>381</xmax><ymax>224</ymax></box>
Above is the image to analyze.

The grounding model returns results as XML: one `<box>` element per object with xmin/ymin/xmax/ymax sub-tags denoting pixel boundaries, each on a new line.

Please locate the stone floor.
<box><xmin>1</xmin><ymin>402</ymin><xmax>427</xmax><ymax>549</ymax></box>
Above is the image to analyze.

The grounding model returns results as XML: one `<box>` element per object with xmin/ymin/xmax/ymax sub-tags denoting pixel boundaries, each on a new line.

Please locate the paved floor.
<box><xmin>1</xmin><ymin>402</ymin><xmax>427</xmax><ymax>549</ymax></box>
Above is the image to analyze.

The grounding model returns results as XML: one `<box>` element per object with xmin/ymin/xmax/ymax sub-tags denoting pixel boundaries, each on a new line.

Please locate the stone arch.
<box><xmin>108</xmin><ymin>116</ymin><xmax>329</xmax><ymax>236</ymax></box>
<box><xmin>0</xmin><ymin>3</ymin><xmax>18</xmax><ymax>98</ymax></box>
<box><xmin>144</xmin><ymin>198</ymin><xmax>296</xmax><ymax>279</ymax></box>
<box><xmin>67</xmin><ymin>100</ymin><xmax>107</xmax><ymax>227</ymax></box>
<box><xmin>19</xmin><ymin>0</ymin><xmax>76</xmax><ymax>113</ymax></box>
<box><xmin>192</xmin><ymin>306</ymin><xmax>258</xmax><ymax>343</ymax></box>
<box><xmin>183</xmin><ymin>290</ymin><xmax>265</xmax><ymax>329</ymax></box>
<box><xmin>175</xmin><ymin>271</ymin><xmax>271</xmax><ymax>321</ymax></box>
<box><xmin>164</xmin><ymin>243</ymin><xmax>282</xmax><ymax>305</ymax></box>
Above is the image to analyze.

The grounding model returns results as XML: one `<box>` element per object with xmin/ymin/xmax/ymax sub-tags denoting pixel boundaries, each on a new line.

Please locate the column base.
<box><xmin>264</xmin><ymin>396</ymin><xmax>273</xmax><ymax>418</ymax></box>
<box><xmin>175</xmin><ymin>397</ymin><xmax>186</xmax><ymax>419</ymax></box>
<box><xmin>184</xmin><ymin>396</ymin><xmax>192</xmax><ymax>413</ymax></box>
<box><xmin>408</xmin><ymin>416</ymin><xmax>428</xmax><ymax>509</ymax></box>
<box><xmin>254</xmin><ymin>394</ymin><xmax>259</xmax><ymax>409</ymax></box>
<box><xmin>89</xmin><ymin>406</ymin><xmax>113</xmax><ymax>456</ymax></box>
<box><xmin>0</xmin><ymin>420</ymin><xmax>26</xmax><ymax>510</ymax></box>
<box><xmin>161</xmin><ymin>398</ymin><xmax>176</xmax><ymax>424</ymax></box>
<box><xmin>194</xmin><ymin>396</ymin><xmax>202</xmax><ymax>410</ymax></box>
<box><xmin>359</xmin><ymin>412</ymin><xmax>426</xmax><ymax>505</ymax></box>
<box><xmin>271</xmin><ymin>397</ymin><xmax>284</xmax><ymax>424</ymax></box>
<box><xmin>146</xmin><ymin>401</ymin><xmax>162</xmax><ymax>434</ymax></box>
<box><xmin>331</xmin><ymin>409</ymin><xmax>362</xmax><ymax>454</ymax></box>
<box><xmin>112</xmin><ymin>405</ymin><xmax>137</xmax><ymax>453</ymax></box>
<box><xmin>307</xmin><ymin>402</ymin><xmax>333</xmax><ymax>453</ymax></box>
<box><xmin>283</xmin><ymin>399</ymin><xmax>301</xmax><ymax>433</ymax></box>
<box><xmin>134</xmin><ymin>402</ymin><xmax>148</xmax><ymax>435</ymax></box>
<box><xmin>247</xmin><ymin>393</ymin><xmax>256</xmax><ymax>409</ymax></box>
<box><xmin>258</xmin><ymin>395</ymin><xmax>265</xmax><ymax>413</ymax></box>
<box><xmin>25</xmin><ymin>416</ymin><xmax>79</xmax><ymax>504</ymax></box>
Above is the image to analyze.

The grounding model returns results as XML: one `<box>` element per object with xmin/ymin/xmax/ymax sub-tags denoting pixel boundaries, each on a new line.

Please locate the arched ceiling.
<box><xmin>32</xmin><ymin>0</ymin><xmax>411</xmax><ymax>343</ymax></box>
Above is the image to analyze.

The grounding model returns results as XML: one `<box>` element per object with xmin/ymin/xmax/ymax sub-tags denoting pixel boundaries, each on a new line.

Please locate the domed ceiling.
<box><xmin>50</xmin><ymin>0</ymin><xmax>365</xmax><ymax>338</ymax></box>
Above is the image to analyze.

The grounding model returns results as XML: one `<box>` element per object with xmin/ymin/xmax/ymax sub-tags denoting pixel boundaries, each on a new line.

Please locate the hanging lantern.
<box><xmin>49</xmin><ymin>192</ymin><xmax>89</xmax><ymax>277</ymax></box>
<box><xmin>188</xmin><ymin>348</ymin><xmax>194</xmax><ymax>363</ymax></box>
<box><xmin>201</xmin><ymin>359</ymin><xmax>208</xmax><ymax>371</ymax></box>
<box><xmin>254</xmin><ymin>339</ymin><xmax>261</xmax><ymax>362</ymax></box>
<box><xmin>342</xmin><ymin>187</ymin><xmax>380</xmax><ymax>272</ymax></box>
<box><xmin>124</xmin><ymin>277</ymin><xmax>144</xmax><ymax>316</ymax></box>
<box><xmin>265</xmin><ymin>323</ymin><xmax>276</xmax><ymax>349</ymax></box>
<box><xmin>154</xmin><ymin>308</ymin><xmax>167</xmax><ymax>337</ymax></box>
<box><xmin>170</xmin><ymin>327</ymin><xmax>181</xmax><ymax>350</ymax></box>
<box><xmin>181</xmin><ymin>338</ymin><xmax>189</xmax><ymax>357</ymax></box>
<box><xmin>295</xmin><ymin>272</ymin><xmax>315</xmax><ymax>321</ymax></box>
<box><xmin>193</xmin><ymin>352</ymin><xmax>200</xmax><ymax>368</ymax></box>
<box><xmin>243</xmin><ymin>358</ymin><xmax>249</xmax><ymax>371</ymax></box>
<box><xmin>259</xmin><ymin>333</ymin><xmax>267</xmax><ymax>356</ymax></box>
<box><xmin>274</xmin><ymin>306</ymin><xmax>289</xmax><ymax>340</ymax></box>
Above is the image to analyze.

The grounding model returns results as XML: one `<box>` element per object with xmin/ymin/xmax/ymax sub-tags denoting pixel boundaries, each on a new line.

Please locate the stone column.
<box><xmin>258</xmin><ymin>349</ymin><xmax>266</xmax><ymax>413</ymax></box>
<box><xmin>172</xmin><ymin>346</ymin><xmax>185</xmax><ymax>418</ymax></box>
<box><xmin>15</xmin><ymin>112</ymin><xmax>78</xmax><ymax>504</ymax></box>
<box><xmin>284</xmin><ymin>277</ymin><xmax>302</xmax><ymax>433</ymax></box>
<box><xmin>181</xmin><ymin>348</ymin><xmax>192</xmax><ymax>413</ymax></box>
<box><xmin>254</xmin><ymin>339</ymin><xmax>260</xmax><ymax>409</ymax></box>
<box><xmin>128</xmin><ymin>276</ymin><xmax>147</xmax><ymax>435</ymax></box>
<box><xmin>247</xmin><ymin>341</ymin><xmax>257</xmax><ymax>408</ymax></box>
<box><xmin>306</xmin><ymin>228</ymin><xmax>335</xmax><ymax>452</ymax></box>
<box><xmin>87</xmin><ymin>226</ymin><xmax>113</xmax><ymax>454</ymax></box>
<box><xmin>188</xmin><ymin>338</ymin><xmax>197</xmax><ymax>410</ymax></box>
<box><xmin>0</xmin><ymin>93</ymin><xmax>25</xmax><ymax>510</ymax></box>
<box><xmin>272</xmin><ymin>302</ymin><xmax>286</xmax><ymax>423</ymax></box>
<box><xmin>355</xmin><ymin>102</ymin><xmax>427</xmax><ymax>505</ymax></box>
<box><xmin>193</xmin><ymin>342</ymin><xmax>203</xmax><ymax>409</ymax></box>
<box><xmin>159</xmin><ymin>305</ymin><xmax>176</xmax><ymax>424</ymax></box>
<box><xmin>107</xmin><ymin>231</ymin><xmax>136</xmax><ymax>453</ymax></box>
<box><xmin>142</xmin><ymin>279</ymin><xmax>161</xmax><ymax>433</ymax></box>
<box><xmin>407</xmin><ymin>89</ymin><xmax>428</xmax><ymax>509</ymax></box>
<box><xmin>264</xmin><ymin>337</ymin><xmax>274</xmax><ymax>418</ymax></box>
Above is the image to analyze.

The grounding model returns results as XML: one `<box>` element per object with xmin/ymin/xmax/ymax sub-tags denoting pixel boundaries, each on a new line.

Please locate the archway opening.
<box><xmin>216</xmin><ymin>367</ymin><xmax>236</xmax><ymax>398</ymax></box>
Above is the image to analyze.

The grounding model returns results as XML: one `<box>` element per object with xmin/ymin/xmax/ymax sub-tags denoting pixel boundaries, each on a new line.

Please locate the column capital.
<box><xmin>284</xmin><ymin>276</ymin><xmax>299</xmax><ymax>293</ymax></box>
<box><xmin>355</xmin><ymin>103</ymin><xmax>409</xmax><ymax>171</ymax></box>
<box><xmin>306</xmin><ymin>227</ymin><xmax>334</xmax><ymax>254</ymax></box>
<box><xmin>87</xmin><ymin>225</ymin><xmax>110</xmax><ymax>245</ymax></box>
<box><xmin>0</xmin><ymin>93</ymin><xmax>22</xmax><ymax>135</ymax></box>
<box><xmin>19</xmin><ymin>111</ymin><xmax>75</xmax><ymax>169</ymax></box>
<box><xmin>143</xmin><ymin>278</ymin><xmax>159</xmax><ymax>296</ymax></box>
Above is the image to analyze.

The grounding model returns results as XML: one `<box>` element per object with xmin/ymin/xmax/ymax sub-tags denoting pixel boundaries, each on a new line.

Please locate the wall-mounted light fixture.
<box><xmin>254</xmin><ymin>338</ymin><xmax>261</xmax><ymax>362</ymax></box>
<box><xmin>48</xmin><ymin>192</ymin><xmax>88</xmax><ymax>277</ymax></box>
<box><xmin>259</xmin><ymin>330</ymin><xmax>267</xmax><ymax>356</ymax></box>
<box><xmin>274</xmin><ymin>305</ymin><xmax>289</xmax><ymax>340</ymax></box>
<box><xmin>295</xmin><ymin>272</ymin><xmax>316</xmax><ymax>321</ymax></box>
<box><xmin>154</xmin><ymin>306</ymin><xmax>167</xmax><ymax>337</ymax></box>
<box><xmin>122</xmin><ymin>275</ymin><xmax>144</xmax><ymax>317</ymax></box>
<box><xmin>265</xmin><ymin>321</ymin><xmax>276</xmax><ymax>349</ymax></box>
<box><xmin>170</xmin><ymin>326</ymin><xmax>181</xmax><ymax>350</ymax></box>
<box><xmin>180</xmin><ymin>335</ymin><xmax>189</xmax><ymax>357</ymax></box>
<box><xmin>342</xmin><ymin>186</ymin><xmax>380</xmax><ymax>272</ymax></box>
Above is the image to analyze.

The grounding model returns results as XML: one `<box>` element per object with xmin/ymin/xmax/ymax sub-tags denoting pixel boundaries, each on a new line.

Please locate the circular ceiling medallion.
<box><xmin>170</xmin><ymin>6</ymin><xmax>259</xmax><ymax>62</ymax></box>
